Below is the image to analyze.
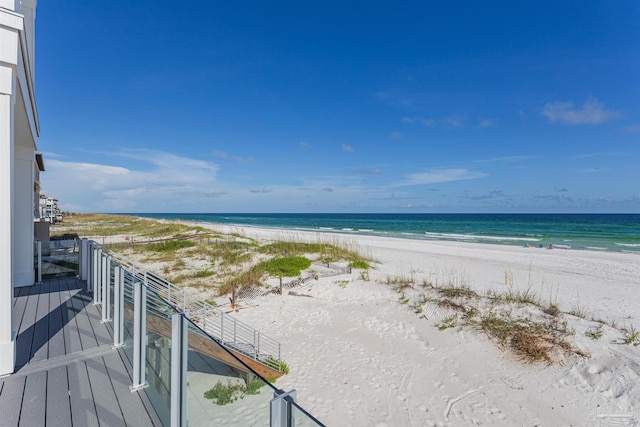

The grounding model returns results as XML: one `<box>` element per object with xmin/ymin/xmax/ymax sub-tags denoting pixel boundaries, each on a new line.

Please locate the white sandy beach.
<box><xmin>188</xmin><ymin>223</ymin><xmax>640</xmax><ymax>426</ymax></box>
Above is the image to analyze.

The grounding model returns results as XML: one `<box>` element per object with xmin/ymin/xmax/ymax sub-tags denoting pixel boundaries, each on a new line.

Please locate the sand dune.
<box><xmin>200</xmin><ymin>224</ymin><xmax>640</xmax><ymax>426</ymax></box>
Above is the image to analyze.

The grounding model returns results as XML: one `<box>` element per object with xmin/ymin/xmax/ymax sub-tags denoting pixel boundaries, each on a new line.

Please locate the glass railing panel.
<box><xmin>144</xmin><ymin>288</ymin><xmax>178</xmax><ymax>426</ymax></box>
<box><xmin>291</xmin><ymin>401</ymin><xmax>326</xmax><ymax>427</ymax></box>
<box><xmin>108</xmin><ymin>259</ymin><xmax>115</xmax><ymax>329</ymax></box>
<box><xmin>37</xmin><ymin>239</ymin><xmax>79</xmax><ymax>280</ymax></box>
<box><xmin>184</xmin><ymin>319</ymin><xmax>275</xmax><ymax>427</ymax></box>
<box><xmin>121</xmin><ymin>269</ymin><xmax>136</xmax><ymax>367</ymax></box>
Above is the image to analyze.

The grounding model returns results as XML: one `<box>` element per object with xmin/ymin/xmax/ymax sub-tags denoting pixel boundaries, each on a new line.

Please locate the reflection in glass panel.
<box><xmin>38</xmin><ymin>239</ymin><xmax>79</xmax><ymax>280</ymax></box>
<box><xmin>121</xmin><ymin>270</ymin><xmax>135</xmax><ymax>366</ymax></box>
<box><xmin>292</xmin><ymin>401</ymin><xmax>326</xmax><ymax>427</ymax></box>
<box><xmin>144</xmin><ymin>288</ymin><xmax>177</xmax><ymax>426</ymax></box>
<box><xmin>185</xmin><ymin>322</ymin><xmax>272</xmax><ymax>427</ymax></box>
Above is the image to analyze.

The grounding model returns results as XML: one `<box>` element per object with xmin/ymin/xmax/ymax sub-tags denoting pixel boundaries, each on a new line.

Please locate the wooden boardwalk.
<box><xmin>0</xmin><ymin>278</ymin><xmax>160</xmax><ymax>427</ymax></box>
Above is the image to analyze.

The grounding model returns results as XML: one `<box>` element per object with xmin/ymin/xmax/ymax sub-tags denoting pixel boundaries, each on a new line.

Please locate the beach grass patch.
<box><xmin>204</xmin><ymin>381</ymin><xmax>245</xmax><ymax>405</ymax></box>
<box><xmin>245</xmin><ymin>378</ymin><xmax>267</xmax><ymax>395</ymax></box>
<box><xmin>544</xmin><ymin>303</ymin><xmax>561</xmax><ymax>317</ymax></box>
<box><xmin>194</xmin><ymin>269</ymin><xmax>215</xmax><ymax>278</ymax></box>
<box><xmin>264</xmin><ymin>357</ymin><xmax>290</xmax><ymax>374</ymax></box>
<box><xmin>585</xmin><ymin>328</ymin><xmax>604</xmax><ymax>340</ymax></box>
<box><xmin>349</xmin><ymin>259</ymin><xmax>369</xmax><ymax>269</ymax></box>
<box><xmin>435</xmin><ymin>315</ymin><xmax>457</xmax><ymax>331</ymax></box>
<box><xmin>437</xmin><ymin>285</ymin><xmax>478</xmax><ymax>299</ymax></box>
<box><xmin>568</xmin><ymin>306</ymin><xmax>587</xmax><ymax>319</ymax></box>
<box><xmin>476</xmin><ymin>313</ymin><xmax>586</xmax><ymax>364</ymax></box>
<box><xmin>146</xmin><ymin>240</ymin><xmax>196</xmax><ymax>252</ymax></box>
<box><xmin>504</xmin><ymin>286</ymin><xmax>541</xmax><ymax>306</ymax></box>
<box><xmin>262</xmin><ymin>256</ymin><xmax>311</xmax><ymax>277</ymax></box>
<box><xmin>624</xmin><ymin>325</ymin><xmax>639</xmax><ymax>345</ymax></box>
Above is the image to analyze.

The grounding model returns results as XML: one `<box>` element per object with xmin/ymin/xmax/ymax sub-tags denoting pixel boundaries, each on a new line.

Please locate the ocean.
<box><xmin>134</xmin><ymin>213</ymin><xmax>640</xmax><ymax>254</ymax></box>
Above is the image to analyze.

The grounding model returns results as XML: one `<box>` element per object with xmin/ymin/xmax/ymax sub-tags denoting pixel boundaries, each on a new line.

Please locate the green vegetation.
<box><xmin>624</xmin><ymin>325</ymin><xmax>639</xmax><ymax>345</ymax></box>
<box><xmin>245</xmin><ymin>378</ymin><xmax>267</xmax><ymax>395</ymax></box>
<box><xmin>436</xmin><ymin>315</ymin><xmax>457</xmax><ymax>330</ymax></box>
<box><xmin>262</xmin><ymin>256</ymin><xmax>311</xmax><ymax>277</ymax></box>
<box><xmin>259</xmin><ymin>240</ymin><xmax>372</xmax><ymax>266</ymax></box>
<box><xmin>335</xmin><ymin>280</ymin><xmax>349</xmax><ymax>288</ymax></box>
<box><xmin>203</xmin><ymin>377</ymin><xmax>267</xmax><ymax>405</ymax></box>
<box><xmin>145</xmin><ymin>240</ymin><xmax>196</xmax><ymax>252</ymax></box>
<box><xmin>585</xmin><ymin>328</ymin><xmax>604</xmax><ymax>340</ymax></box>
<box><xmin>264</xmin><ymin>357</ymin><xmax>290</xmax><ymax>374</ymax></box>
<box><xmin>349</xmin><ymin>259</ymin><xmax>369</xmax><ymax>269</ymax></box>
<box><xmin>437</xmin><ymin>285</ymin><xmax>478</xmax><ymax>299</ymax></box>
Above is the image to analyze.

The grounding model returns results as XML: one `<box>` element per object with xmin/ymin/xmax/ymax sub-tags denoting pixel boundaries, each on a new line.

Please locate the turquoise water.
<box><xmin>134</xmin><ymin>213</ymin><xmax>640</xmax><ymax>254</ymax></box>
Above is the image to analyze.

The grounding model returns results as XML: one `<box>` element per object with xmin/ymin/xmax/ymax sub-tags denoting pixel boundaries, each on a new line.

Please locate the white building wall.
<box><xmin>13</xmin><ymin>144</ymin><xmax>34</xmax><ymax>286</ymax></box>
<box><xmin>0</xmin><ymin>1</ymin><xmax>39</xmax><ymax>376</ymax></box>
<box><xmin>0</xmin><ymin>64</ymin><xmax>16</xmax><ymax>376</ymax></box>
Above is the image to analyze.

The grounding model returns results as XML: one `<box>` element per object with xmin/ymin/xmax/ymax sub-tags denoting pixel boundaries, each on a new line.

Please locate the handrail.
<box><xmin>87</xmin><ymin>240</ymin><xmax>283</xmax><ymax>370</ymax></box>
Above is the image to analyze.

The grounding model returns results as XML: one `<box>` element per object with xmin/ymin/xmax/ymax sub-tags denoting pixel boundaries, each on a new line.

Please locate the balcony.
<box><xmin>1</xmin><ymin>240</ymin><xmax>325</xmax><ymax>426</ymax></box>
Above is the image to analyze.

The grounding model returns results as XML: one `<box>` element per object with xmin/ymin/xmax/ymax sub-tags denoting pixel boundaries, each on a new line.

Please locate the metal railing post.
<box><xmin>170</xmin><ymin>313</ymin><xmax>187</xmax><ymax>427</ymax></box>
<box><xmin>130</xmin><ymin>281</ymin><xmax>148</xmax><ymax>392</ymax></box>
<box><xmin>101</xmin><ymin>254</ymin><xmax>109</xmax><ymax>322</ymax></box>
<box><xmin>106</xmin><ymin>256</ymin><xmax>112</xmax><ymax>320</ymax></box>
<box><xmin>220</xmin><ymin>311</ymin><xmax>224</xmax><ymax>345</ymax></box>
<box><xmin>257</xmin><ymin>332</ymin><xmax>261</xmax><ymax>358</ymax></box>
<box><xmin>76</xmin><ymin>239</ymin><xmax>82</xmax><ymax>279</ymax></box>
<box><xmin>80</xmin><ymin>238</ymin><xmax>89</xmax><ymax>281</ymax></box>
<box><xmin>36</xmin><ymin>241</ymin><xmax>42</xmax><ymax>284</ymax></box>
<box><xmin>92</xmin><ymin>248</ymin><xmax>100</xmax><ymax>303</ymax></box>
<box><xmin>270</xmin><ymin>389</ymin><xmax>297</xmax><ymax>427</ymax></box>
<box><xmin>113</xmin><ymin>266</ymin><xmax>124</xmax><ymax>347</ymax></box>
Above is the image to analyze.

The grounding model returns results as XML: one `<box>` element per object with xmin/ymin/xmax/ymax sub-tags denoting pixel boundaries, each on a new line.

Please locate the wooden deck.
<box><xmin>0</xmin><ymin>278</ymin><xmax>160</xmax><ymax>427</ymax></box>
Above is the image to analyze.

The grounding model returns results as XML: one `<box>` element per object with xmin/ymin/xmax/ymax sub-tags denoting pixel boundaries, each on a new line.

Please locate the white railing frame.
<box><xmin>87</xmin><ymin>241</ymin><xmax>282</xmax><ymax>366</ymax></box>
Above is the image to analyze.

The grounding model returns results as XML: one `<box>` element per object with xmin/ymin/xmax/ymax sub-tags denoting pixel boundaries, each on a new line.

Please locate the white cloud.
<box><xmin>42</xmin><ymin>149</ymin><xmax>221</xmax><ymax>212</ymax></box>
<box><xmin>541</xmin><ymin>97</ymin><xmax>620</xmax><ymax>125</ymax></box>
<box><xmin>478</xmin><ymin>119</ymin><xmax>495</xmax><ymax>128</ymax></box>
<box><xmin>342</xmin><ymin>144</ymin><xmax>354</xmax><ymax>153</ymax></box>
<box><xmin>249</xmin><ymin>187</ymin><xmax>272</xmax><ymax>193</ymax></box>
<box><xmin>397</xmin><ymin>168</ymin><xmax>487</xmax><ymax>186</ymax></box>
<box><xmin>212</xmin><ymin>150</ymin><xmax>254</xmax><ymax>163</ymax></box>
<box><xmin>620</xmin><ymin>124</ymin><xmax>640</xmax><ymax>134</ymax></box>
<box><xmin>474</xmin><ymin>155</ymin><xmax>538</xmax><ymax>164</ymax></box>
<box><xmin>354</xmin><ymin>168</ymin><xmax>381</xmax><ymax>175</ymax></box>
<box><xmin>299</xmin><ymin>141</ymin><xmax>312</xmax><ymax>149</ymax></box>
<box><xmin>390</xmin><ymin>131</ymin><xmax>403</xmax><ymax>140</ymax></box>
<box><xmin>402</xmin><ymin>115</ymin><xmax>467</xmax><ymax>128</ymax></box>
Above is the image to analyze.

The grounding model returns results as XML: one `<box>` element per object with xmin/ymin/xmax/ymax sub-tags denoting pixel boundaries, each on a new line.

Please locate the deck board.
<box><xmin>103</xmin><ymin>351</ymin><xmax>155</xmax><ymax>427</ymax></box>
<box><xmin>67</xmin><ymin>279</ymin><xmax>99</xmax><ymax>351</ymax></box>
<box><xmin>14</xmin><ymin>286</ymin><xmax>39</xmax><ymax>369</ymax></box>
<box><xmin>46</xmin><ymin>366</ymin><xmax>72</xmax><ymax>427</ymax></box>
<box><xmin>85</xmin><ymin>357</ymin><xmax>126</xmax><ymax>427</ymax></box>
<box><xmin>59</xmin><ymin>279</ymin><xmax>83</xmax><ymax>355</ymax></box>
<box><xmin>47</xmin><ymin>280</ymin><xmax>66</xmax><ymax>359</ymax></box>
<box><xmin>30</xmin><ymin>287</ymin><xmax>51</xmax><ymax>363</ymax></box>
<box><xmin>67</xmin><ymin>361</ymin><xmax>100</xmax><ymax>427</ymax></box>
<box><xmin>0</xmin><ymin>278</ymin><xmax>159</xmax><ymax>427</ymax></box>
<box><xmin>0</xmin><ymin>376</ymin><xmax>25</xmax><ymax>427</ymax></box>
<box><xmin>18</xmin><ymin>370</ymin><xmax>46</xmax><ymax>427</ymax></box>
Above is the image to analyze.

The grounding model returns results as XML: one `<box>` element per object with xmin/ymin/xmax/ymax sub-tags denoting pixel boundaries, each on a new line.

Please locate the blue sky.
<box><xmin>37</xmin><ymin>1</ymin><xmax>639</xmax><ymax>213</ymax></box>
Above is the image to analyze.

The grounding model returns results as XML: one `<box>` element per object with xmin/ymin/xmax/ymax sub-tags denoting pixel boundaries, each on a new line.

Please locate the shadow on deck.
<box><xmin>0</xmin><ymin>278</ymin><xmax>159</xmax><ymax>427</ymax></box>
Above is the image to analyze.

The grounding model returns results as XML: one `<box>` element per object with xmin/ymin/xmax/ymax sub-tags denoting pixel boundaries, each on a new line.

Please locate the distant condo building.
<box><xmin>39</xmin><ymin>194</ymin><xmax>62</xmax><ymax>223</ymax></box>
